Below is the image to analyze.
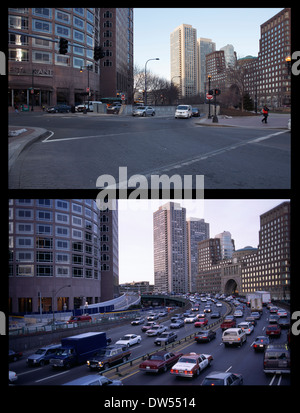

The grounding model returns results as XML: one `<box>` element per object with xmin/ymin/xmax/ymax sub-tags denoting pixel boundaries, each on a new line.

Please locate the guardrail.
<box><xmin>100</xmin><ymin>301</ymin><xmax>233</xmax><ymax>379</ymax></box>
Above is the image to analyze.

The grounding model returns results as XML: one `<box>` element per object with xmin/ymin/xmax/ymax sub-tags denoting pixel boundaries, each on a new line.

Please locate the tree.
<box><xmin>226</xmin><ymin>62</ymin><xmax>248</xmax><ymax>111</ymax></box>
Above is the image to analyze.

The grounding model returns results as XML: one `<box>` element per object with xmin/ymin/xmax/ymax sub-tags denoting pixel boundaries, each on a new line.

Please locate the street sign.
<box><xmin>206</xmin><ymin>94</ymin><xmax>213</xmax><ymax>100</ymax></box>
<box><xmin>121</xmin><ymin>94</ymin><xmax>125</xmax><ymax>100</ymax></box>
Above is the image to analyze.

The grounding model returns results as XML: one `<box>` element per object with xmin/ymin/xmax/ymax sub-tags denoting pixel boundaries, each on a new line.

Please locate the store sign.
<box><xmin>9</xmin><ymin>66</ymin><xmax>53</xmax><ymax>77</ymax></box>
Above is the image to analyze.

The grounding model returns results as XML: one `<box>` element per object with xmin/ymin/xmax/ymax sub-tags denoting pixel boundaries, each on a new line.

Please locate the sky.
<box><xmin>118</xmin><ymin>199</ymin><xmax>290</xmax><ymax>285</ymax></box>
<box><xmin>133</xmin><ymin>8</ymin><xmax>283</xmax><ymax>81</ymax></box>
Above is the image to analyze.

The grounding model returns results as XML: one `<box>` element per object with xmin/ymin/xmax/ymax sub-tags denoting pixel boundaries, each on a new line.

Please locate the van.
<box><xmin>67</xmin><ymin>315</ymin><xmax>92</xmax><ymax>323</ymax></box>
<box><xmin>27</xmin><ymin>344</ymin><xmax>61</xmax><ymax>366</ymax></box>
<box><xmin>175</xmin><ymin>105</ymin><xmax>192</xmax><ymax>119</ymax></box>
<box><xmin>263</xmin><ymin>344</ymin><xmax>290</xmax><ymax>374</ymax></box>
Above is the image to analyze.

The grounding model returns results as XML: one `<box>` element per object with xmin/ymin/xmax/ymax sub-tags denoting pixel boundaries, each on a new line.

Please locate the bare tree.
<box><xmin>226</xmin><ymin>62</ymin><xmax>248</xmax><ymax>111</ymax></box>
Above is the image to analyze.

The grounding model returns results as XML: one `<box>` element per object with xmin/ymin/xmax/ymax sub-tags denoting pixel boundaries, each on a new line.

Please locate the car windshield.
<box><xmin>177</xmin><ymin>105</ymin><xmax>188</xmax><ymax>110</ymax></box>
<box><xmin>136</xmin><ymin>106</ymin><xmax>145</xmax><ymax>110</ymax></box>
<box><xmin>35</xmin><ymin>349</ymin><xmax>46</xmax><ymax>355</ymax></box>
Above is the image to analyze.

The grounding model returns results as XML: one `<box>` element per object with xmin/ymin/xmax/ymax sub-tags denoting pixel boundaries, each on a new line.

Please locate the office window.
<box><xmin>32</xmin><ymin>19</ymin><xmax>52</xmax><ymax>34</ymax></box>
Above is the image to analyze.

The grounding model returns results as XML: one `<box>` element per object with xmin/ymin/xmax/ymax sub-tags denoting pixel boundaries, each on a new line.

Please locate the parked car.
<box><xmin>9</xmin><ymin>349</ymin><xmax>23</xmax><ymax>362</ymax></box>
<box><xmin>132</xmin><ymin>106</ymin><xmax>155</xmax><ymax>116</ymax></box>
<box><xmin>115</xmin><ymin>334</ymin><xmax>142</xmax><ymax>347</ymax></box>
<box><xmin>27</xmin><ymin>344</ymin><xmax>61</xmax><ymax>367</ymax></box>
<box><xmin>252</xmin><ymin>336</ymin><xmax>270</xmax><ymax>352</ymax></box>
<box><xmin>139</xmin><ymin>351</ymin><xmax>183</xmax><ymax>373</ymax></box>
<box><xmin>192</xmin><ymin>107</ymin><xmax>200</xmax><ymax>117</ymax></box>
<box><xmin>201</xmin><ymin>371</ymin><xmax>243</xmax><ymax>386</ymax></box>
<box><xmin>266</xmin><ymin>324</ymin><xmax>281</xmax><ymax>337</ymax></box>
<box><xmin>174</xmin><ymin>105</ymin><xmax>192</xmax><ymax>119</ymax></box>
<box><xmin>47</xmin><ymin>104</ymin><xmax>71</xmax><ymax>113</ymax></box>
<box><xmin>170</xmin><ymin>352</ymin><xmax>213</xmax><ymax>378</ymax></box>
<box><xmin>64</xmin><ymin>375</ymin><xmax>123</xmax><ymax>385</ymax></box>
<box><xmin>263</xmin><ymin>344</ymin><xmax>290</xmax><ymax>374</ymax></box>
<box><xmin>154</xmin><ymin>331</ymin><xmax>177</xmax><ymax>346</ymax></box>
<box><xmin>194</xmin><ymin>330</ymin><xmax>216</xmax><ymax>343</ymax></box>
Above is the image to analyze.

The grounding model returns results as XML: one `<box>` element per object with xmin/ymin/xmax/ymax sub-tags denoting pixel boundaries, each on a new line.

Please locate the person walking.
<box><xmin>261</xmin><ymin>105</ymin><xmax>269</xmax><ymax>123</ymax></box>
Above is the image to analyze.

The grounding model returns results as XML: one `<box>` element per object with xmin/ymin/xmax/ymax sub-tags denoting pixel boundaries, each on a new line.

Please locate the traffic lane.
<box><xmin>9</xmin><ymin>117</ymin><xmax>289</xmax><ymax>189</ymax></box>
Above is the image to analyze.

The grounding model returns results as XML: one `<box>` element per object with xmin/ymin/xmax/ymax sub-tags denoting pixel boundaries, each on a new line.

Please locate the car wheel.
<box><xmin>152</xmin><ymin>112</ymin><xmax>155</xmax><ymax>116</ymax></box>
<box><xmin>137</xmin><ymin>339</ymin><xmax>141</xmax><ymax>344</ymax></box>
<box><xmin>162</xmin><ymin>365</ymin><xmax>167</xmax><ymax>373</ymax></box>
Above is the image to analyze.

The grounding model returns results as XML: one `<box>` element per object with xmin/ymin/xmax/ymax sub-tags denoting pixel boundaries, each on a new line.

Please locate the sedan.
<box><xmin>146</xmin><ymin>324</ymin><xmax>167</xmax><ymax>337</ymax></box>
<box><xmin>201</xmin><ymin>371</ymin><xmax>243</xmax><ymax>386</ymax></box>
<box><xmin>266</xmin><ymin>324</ymin><xmax>281</xmax><ymax>337</ymax></box>
<box><xmin>194</xmin><ymin>318</ymin><xmax>208</xmax><ymax>328</ymax></box>
<box><xmin>47</xmin><ymin>104</ymin><xmax>71</xmax><ymax>113</ymax></box>
<box><xmin>277</xmin><ymin>309</ymin><xmax>288</xmax><ymax>317</ymax></box>
<box><xmin>131</xmin><ymin>317</ymin><xmax>145</xmax><ymax>325</ymax></box>
<box><xmin>115</xmin><ymin>334</ymin><xmax>142</xmax><ymax>347</ymax></box>
<box><xmin>192</xmin><ymin>107</ymin><xmax>200</xmax><ymax>117</ymax></box>
<box><xmin>251</xmin><ymin>312</ymin><xmax>261</xmax><ymax>320</ymax></box>
<box><xmin>233</xmin><ymin>310</ymin><xmax>243</xmax><ymax>317</ymax></box>
<box><xmin>132</xmin><ymin>106</ymin><xmax>155</xmax><ymax>116</ymax></box>
<box><xmin>9</xmin><ymin>349</ymin><xmax>23</xmax><ymax>362</ymax></box>
<box><xmin>170</xmin><ymin>352</ymin><xmax>213</xmax><ymax>378</ymax></box>
<box><xmin>154</xmin><ymin>331</ymin><xmax>177</xmax><ymax>346</ymax></box>
<box><xmin>238</xmin><ymin>322</ymin><xmax>254</xmax><ymax>335</ymax></box>
<box><xmin>194</xmin><ymin>330</ymin><xmax>216</xmax><ymax>343</ymax></box>
<box><xmin>184</xmin><ymin>315</ymin><xmax>198</xmax><ymax>323</ymax></box>
<box><xmin>139</xmin><ymin>351</ymin><xmax>183</xmax><ymax>374</ymax></box>
<box><xmin>170</xmin><ymin>319</ymin><xmax>184</xmax><ymax>329</ymax></box>
<box><xmin>252</xmin><ymin>336</ymin><xmax>270</xmax><ymax>352</ymax></box>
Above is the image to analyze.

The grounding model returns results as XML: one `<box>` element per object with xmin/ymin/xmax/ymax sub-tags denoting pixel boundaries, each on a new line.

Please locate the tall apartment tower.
<box><xmin>153</xmin><ymin>202</ymin><xmax>188</xmax><ymax>294</ymax></box>
<box><xmin>99</xmin><ymin>8</ymin><xmax>134</xmax><ymax>103</ymax></box>
<box><xmin>197</xmin><ymin>38</ymin><xmax>216</xmax><ymax>94</ymax></box>
<box><xmin>214</xmin><ymin>231</ymin><xmax>235</xmax><ymax>260</ymax></box>
<box><xmin>170</xmin><ymin>24</ymin><xmax>198</xmax><ymax>98</ymax></box>
<box><xmin>187</xmin><ymin>218</ymin><xmax>210</xmax><ymax>292</ymax></box>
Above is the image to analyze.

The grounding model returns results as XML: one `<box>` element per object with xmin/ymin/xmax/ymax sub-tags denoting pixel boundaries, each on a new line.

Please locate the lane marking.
<box><xmin>35</xmin><ymin>370</ymin><xmax>69</xmax><ymax>383</ymax></box>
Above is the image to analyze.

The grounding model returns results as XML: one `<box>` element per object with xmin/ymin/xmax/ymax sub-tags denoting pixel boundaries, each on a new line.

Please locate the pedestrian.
<box><xmin>14</xmin><ymin>104</ymin><xmax>19</xmax><ymax>114</ymax></box>
<box><xmin>261</xmin><ymin>105</ymin><xmax>269</xmax><ymax>123</ymax></box>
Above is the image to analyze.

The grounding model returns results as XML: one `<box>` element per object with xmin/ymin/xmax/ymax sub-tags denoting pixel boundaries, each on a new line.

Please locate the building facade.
<box><xmin>8</xmin><ymin>7</ymin><xmax>134</xmax><ymax>108</ymax></box>
<box><xmin>153</xmin><ymin>202</ymin><xmax>188</xmax><ymax>294</ymax></box>
<box><xmin>9</xmin><ymin>199</ymin><xmax>119</xmax><ymax>314</ymax></box>
<box><xmin>187</xmin><ymin>218</ymin><xmax>210</xmax><ymax>292</ymax></box>
<box><xmin>196</xmin><ymin>238</ymin><xmax>222</xmax><ymax>294</ymax></box>
<box><xmin>205</xmin><ymin>50</ymin><xmax>227</xmax><ymax>92</ymax></box>
<box><xmin>170</xmin><ymin>24</ymin><xmax>199</xmax><ymax>98</ymax></box>
<box><xmin>214</xmin><ymin>231</ymin><xmax>235</xmax><ymax>260</ymax></box>
<box><xmin>197</xmin><ymin>37</ymin><xmax>216</xmax><ymax>95</ymax></box>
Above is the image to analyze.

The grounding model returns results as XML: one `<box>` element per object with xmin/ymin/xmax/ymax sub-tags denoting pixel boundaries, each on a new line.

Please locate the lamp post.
<box><xmin>207</xmin><ymin>74</ymin><xmax>212</xmax><ymax>118</ymax></box>
<box><xmin>80</xmin><ymin>64</ymin><xmax>93</xmax><ymax>110</ymax></box>
<box><xmin>144</xmin><ymin>58</ymin><xmax>159</xmax><ymax>105</ymax></box>
<box><xmin>52</xmin><ymin>284</ymin><xmax>71</xmax><ymax>324</ymax></box>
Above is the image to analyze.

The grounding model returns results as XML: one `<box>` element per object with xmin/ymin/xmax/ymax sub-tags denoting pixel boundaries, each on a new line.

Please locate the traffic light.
<box><xmin>214</xmin><ymin>88</ymin><xmax>221</xmax><ymax>96</ymax></box>
<box><xmin>208</xmin><ymin>89</ymin><xmax>214</xmax><ymax>95</ymax></box>
<box><xmin>59</xmin><ymin>38</ymin><xmax>68</xmax><ymax>55</ymax></box>
<box><xmin>94</xmin><ymin>46</ymin><xmax>105</xmax><ymax>61</ymax></box>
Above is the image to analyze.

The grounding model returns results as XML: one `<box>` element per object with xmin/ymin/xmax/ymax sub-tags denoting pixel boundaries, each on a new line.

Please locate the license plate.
<box><xmin>146</xmin><ymin>366</ymin><xmax>150</xmax><ymax>369</ymax></box>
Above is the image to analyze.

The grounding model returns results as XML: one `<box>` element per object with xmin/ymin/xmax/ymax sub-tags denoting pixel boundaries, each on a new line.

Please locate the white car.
<box><xmin>132</xmin><ymin>106</ymin><xmax>155</xmax><ymax>116</ymax></box>
<box><xmin>9</xmin><ymin>371</ymin><xmax>18</xmax><ymax>383</ymax></box>
<box><xmin>170</xmin><ymin>352</ymin><xmax>213</xmax><ymax>378</ymax></box>
<box><xmin>115</xmin><ymin>334</ymin><xmax>141</xmax><ymax>347</ymax></box>
<box><xmin>146</xmin><ymin>324</ymin><xmax>167</xmax><ymax>337</ymax></box>
<box><xmin>175</xmin><ymin>105</ymin><xmax>192</xmax><ymax>119</ymax></box>
<box><xmin>238</xmin><ymin>322</ymin><xmax>254</xmax><ymax>335</ymax></box>
<box><xmin>184</xmin><ymin>315</ymin><xmax>198</xmax><ymax>323</ymax></box>
<box><xmin>216</xmin><ymin>302</ymin><xmax>222</xmax><ymax>307</ymax></box>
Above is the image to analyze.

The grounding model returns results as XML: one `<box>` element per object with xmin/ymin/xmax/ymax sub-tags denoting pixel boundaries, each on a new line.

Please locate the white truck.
<box><xmin>250</xmin><ymin>296</ymin><xmax>263</xmax><ymax>313</ymax></box>
<box><xmin>255</xmin><ymin>291</ymin><xmax>271</xmax><ymax>306</ymax></box>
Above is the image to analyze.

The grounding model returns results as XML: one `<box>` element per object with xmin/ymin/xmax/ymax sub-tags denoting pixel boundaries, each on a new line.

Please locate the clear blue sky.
<box><xmin>118</xmin><ymin>199</ymin><xmax>290</xmax><ymax>284</ymax></box>
<box><xmin>133</xmin><ymin>8</ymin><xmax>283</xmax><ymax>80</ymax></box>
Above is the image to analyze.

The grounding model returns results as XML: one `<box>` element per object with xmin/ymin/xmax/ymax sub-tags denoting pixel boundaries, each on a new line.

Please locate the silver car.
<box><xmin>132</xmin><ymin>106</ymin><xmax>155</xmax><ymax>116</ymax></box>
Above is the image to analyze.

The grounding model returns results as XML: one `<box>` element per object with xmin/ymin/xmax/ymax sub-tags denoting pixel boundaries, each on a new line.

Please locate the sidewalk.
<box><xmin>8</xmin><ymin>126</ymin><xmax>48</xmax><ymax>172</ymax></box>
<box><xmin>197</xmin><ymin>113</ymin><xmax>290</xmax><ymax>129</ymax></box>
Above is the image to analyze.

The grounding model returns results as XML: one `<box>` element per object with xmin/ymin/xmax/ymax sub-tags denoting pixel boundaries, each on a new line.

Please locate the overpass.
<box><xmin>141</xmin><ymin>294</ymin><xmax>187</xmax><ymax>308</ymax></box>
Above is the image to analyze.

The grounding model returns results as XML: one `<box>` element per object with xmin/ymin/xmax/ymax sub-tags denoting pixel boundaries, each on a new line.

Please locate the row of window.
<box><xmin>11</xmin><ymin>264</ymin><xmax>99</xmax><ymax>278</ymax></box>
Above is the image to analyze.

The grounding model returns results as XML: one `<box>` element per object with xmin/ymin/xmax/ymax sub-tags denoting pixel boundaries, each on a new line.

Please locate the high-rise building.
<box><xmin>214</xmin><ymin>231</ymin><xmax>235</xmax><ymax>260</ymax></box>
<box><xmin>197</xmin><ymin>38</ymin><xmax>216</xmax><ymax>95</ymax></box>
<box><xmin>9</xmin><ymin>199</ymin><xmax>119</xmax><ymax>314</ymax></box>
<box><xmin>220</xmin><ymin>44</ymin><xmax>236</xmax><ymax>68</ymax></box>
<box><xmin>187</xmin><ymin>218</ymin><xmax>210</xmax><ymax>292</ymax></box>
<box><xmin>153</xmin><ymin>202</ymin><xmax>188</xmax><ymax>294</ymax></box>
<box><xmin>99</xmin><ymin>8</ymin><xmax>134</xmax><ymax>103</ymax></box>
<box><xmin>170</xmin><ymin>24</ymin><xmax>198</xmax><ymax>98</ymax></box>
<box><xmin>8</xmin><ymin>7</ymin><xmax>134</xmax><ymax>108</ymax></box>
<box><xmin>205</xmin><ymin>50</ymin><xmax>227</xmax><ymax>91</ymax></box>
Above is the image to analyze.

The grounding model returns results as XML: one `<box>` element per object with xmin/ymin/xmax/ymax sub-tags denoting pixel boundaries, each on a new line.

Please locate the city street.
<box><xmin>8</xmin><ymin>112</ymin><xmax>290</xmax><ymax>190</ymax></box>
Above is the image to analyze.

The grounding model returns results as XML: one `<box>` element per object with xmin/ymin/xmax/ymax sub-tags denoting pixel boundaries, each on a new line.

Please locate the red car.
<box><xmin>194</xmin><ymin>318</ymin><xmax>208</xmax><ymax>328</ymax></box>
<box><xmin>139</xmin><ymin>351</ymin><xmax>183</xmax><ymax>373</ymax></box>
<box><xmin>266</xmin><ymin>324</ymin><xmax>281</xmax><ymax>337</ymax></box>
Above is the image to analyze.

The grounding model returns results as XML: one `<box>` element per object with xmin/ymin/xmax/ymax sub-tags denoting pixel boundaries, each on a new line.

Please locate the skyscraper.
<box><xmin>214</xmin><ymin>231</ymin><xmax>235</xmax><ymax>259</ymax></box>
<box><xmin>153</xmin><ymin>202</ymin><xmax>188</xmax><ymax>294</ymax></box>
<box><xmin>187</xmin><ymin>218</ymin><xmax>210</xmax><ymax>292</ymax></box>
<box><xmin>170</xmin><ymin>24</ymin><xmax>198</xmax><ymax>98</ymax></box>
<box><xmin>197</xmin><ymin>38</ymin><xmax>216</xmax><ymax>94</ymax></box>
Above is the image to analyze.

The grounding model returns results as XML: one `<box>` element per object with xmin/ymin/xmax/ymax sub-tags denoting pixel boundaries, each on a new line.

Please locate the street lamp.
<box><xmin>144</xmin><ymin>58</ymin><xmax>159</xmax><ymax>105</ymax></box>
<box><xmin>80</xmin><ymin>65</ymin><xmax>93</xmax><ymax>111</ymax></box>
<box><xmin>207</xmin><ymin>74</ymin><xmax>212</xmax><ymax>118</ymax></box>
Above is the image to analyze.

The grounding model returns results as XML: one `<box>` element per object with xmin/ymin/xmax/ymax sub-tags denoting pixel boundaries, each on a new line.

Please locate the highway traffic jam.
<box><xmin>9</xmin><ymin>294</ymin><xmax>290</xmax><ymax>386</ymax></box>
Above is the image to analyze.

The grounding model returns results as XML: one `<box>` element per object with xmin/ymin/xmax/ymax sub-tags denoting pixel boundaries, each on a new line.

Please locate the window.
<box><xmin>73</xmin><ymin>16</ymin><xmax>84</xmax><ymax>29</ymax></box>
<box><xmin>32</xmin><ymin>19</ymin><xmax>52</xmax><ymax>34</ymax></box>
<box><xmin>36</xmin><ymin>237</ymin><xmax>53</xmax><ymax>249</ymax></box>
<box><xmin>56</xmin><ymin>200</ymin><xmax>69</xmax><ymax>210</ymax></box>
<box><xmin>56</xmin><ymin>239</ymin><xmax>70</xmax><ymax>250</ymax></box>
<box><xmin>73</xmin><ymin>30</ymin><xmax>84</xmax><ymax>43</ymax></box>
<box><xmin>37</xmin><ymin>265</ymin><xmax>53</xmax><ymax>277</ymax></box>
<box><xmin>36</xmin><ymin>224</ymin><xmax>52</xmax><ymax>235</ymax></box>
<box><xmin>55</xmin><ymin>24</ymin><xmax>71</xmax><ymax>38</ymax></box>
<box><xmin>55</xmin><ymin>10</ymin><xmax>70</xmax><ymax>23</ymax></box>
<box><xmin>16</xmin><ymin>237</ymin><xmax>33</xmax><ymax>248</ymax></box>
<box><xmin>56</xmin><ymin>226</ymin><xmax>69</xmax><ymax>237</ymax></box>
<box><xmin>32</xmin><ymin>8</ymin><xmax>52</xmax><ymax>18</ymax></box>
<box><xmin>56</xmin><ymin>212</ymin><xmax>69</xmax><ymax>224</ymax></box>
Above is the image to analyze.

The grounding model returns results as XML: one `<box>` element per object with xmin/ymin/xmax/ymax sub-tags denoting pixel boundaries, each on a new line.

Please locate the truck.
<box><xmin>220</xmin><ymin>315</ymin><xmax>236</xmax><ymax>331</ymax></box>
<box><xmin>255</xmin><ymin>291</ymin><xmax>271</xmax><ymax>306</ymax></box>
<box><xmin>50</xmin><ymin>332</ymin><xmax>107</xmax><ymax>369</ymax></box>
<box><xmin>250</xmin><ymin>296</ymin><xmax>263</xmax><ymax>313</ymax></box>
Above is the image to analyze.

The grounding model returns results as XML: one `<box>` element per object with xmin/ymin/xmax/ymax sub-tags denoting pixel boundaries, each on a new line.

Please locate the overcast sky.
<box><xmin>118</xmin><ymin>199</ymin><xmax>290</xmax><ymax>285</ymax></box>
<box><xmin>133</xmin><ymin>8</ymin><xmax>283</xmax><ymax>80</ymax></box>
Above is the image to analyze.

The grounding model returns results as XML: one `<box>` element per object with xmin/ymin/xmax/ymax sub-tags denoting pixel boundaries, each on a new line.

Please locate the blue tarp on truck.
<box><xmin>50</xmin><ymin>332</ymin><xmax>107</xmax><ymax>368</ymax></box>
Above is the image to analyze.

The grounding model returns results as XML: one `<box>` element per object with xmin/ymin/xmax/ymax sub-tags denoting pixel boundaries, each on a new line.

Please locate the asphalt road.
<box><xmin>9</xmin><ymin>112</ymin><xmax>290</xmax><ymax>189</ymax></box>
<box><xmin>10</xmin><ymin>302</ymin><xmax>290</xmax><ymax>386</ymax></box>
